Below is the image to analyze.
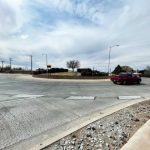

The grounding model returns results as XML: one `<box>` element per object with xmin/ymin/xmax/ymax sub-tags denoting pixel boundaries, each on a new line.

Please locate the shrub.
<box><xmin>49</xmin><ymin>68</ymin><xmax>68</xmax><ymax>73</ymax></box>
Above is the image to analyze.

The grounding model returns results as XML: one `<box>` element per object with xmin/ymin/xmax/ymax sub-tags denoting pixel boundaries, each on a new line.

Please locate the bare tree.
<box><xmin>66</xmin><ymin>60</ymin><xmax>80</xmax><ymax>72</ymax></box>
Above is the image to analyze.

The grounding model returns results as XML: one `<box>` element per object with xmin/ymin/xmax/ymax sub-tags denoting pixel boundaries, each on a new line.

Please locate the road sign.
<box><xmin>47</xmin><ymin>65</ymin><xmax>51</xmax><ymax>68</ymax></box>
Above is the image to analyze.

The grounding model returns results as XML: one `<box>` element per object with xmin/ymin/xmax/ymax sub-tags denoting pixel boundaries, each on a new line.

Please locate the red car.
<box><xmin>110</xmin><ymin>73</ymin><xmax>142</xmax><ymax>85</ymax></box>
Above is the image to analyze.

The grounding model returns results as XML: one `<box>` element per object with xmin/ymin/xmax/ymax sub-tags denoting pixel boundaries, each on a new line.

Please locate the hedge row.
<box><xmin>33</xmin><ymin>68</ymin><xmax>68</xmax><ymax>75</ymax></box>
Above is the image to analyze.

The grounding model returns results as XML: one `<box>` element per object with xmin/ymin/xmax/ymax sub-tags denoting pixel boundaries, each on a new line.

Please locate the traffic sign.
<box><xmin>47</xmin><ymin>65</ymin><xmax>51</xmax><ymax>68</ymax></box>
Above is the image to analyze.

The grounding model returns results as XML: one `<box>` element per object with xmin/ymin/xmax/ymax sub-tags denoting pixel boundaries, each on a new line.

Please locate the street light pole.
<box><xmin>28</xmin><ymin>55</ymin><xmax>33</xmax><ymax>74</ymax></box>
<box><xmin>9</xmin><ymin>57</ymin><xmax>13</xmax><ymax>71</ymax></box>
<box><xmin>42</xmin><ymin>53</ymin><xmax>48</xmax><ymax>70</ymax></box>
<box><xmin>42</xmin><ymin>53</ymin><xmax>48</xmax><ymax>77</ymax></box>
<box><xmin>108</xmin><ymin>45</ymin><xmax>119</xmax><ymax>75</ymax></box>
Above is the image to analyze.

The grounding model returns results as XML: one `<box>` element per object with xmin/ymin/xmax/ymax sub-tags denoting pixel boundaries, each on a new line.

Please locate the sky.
<box><xmin>0</xmin><ymin>0</ymin><xmax>150</xmax><ymax>71</ymax></box>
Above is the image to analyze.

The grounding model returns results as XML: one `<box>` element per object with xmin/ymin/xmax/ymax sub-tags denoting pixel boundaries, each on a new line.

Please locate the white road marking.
<box><xmin>118</xmin><ymin>96</ymin><xmax>142</xmax><ymax>100</ymax></box>
<box><xmin>13</xmin><ymin>94</ymin><xmax>44</xmax><ymax>99</ymax></box>
<box><xmin>66</xmin><ymin>96</ymin><xmax>95</xmax><ymax>100</ymax></box>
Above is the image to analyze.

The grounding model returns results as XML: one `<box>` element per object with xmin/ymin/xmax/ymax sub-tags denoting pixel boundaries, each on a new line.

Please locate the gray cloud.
<box><xmin>0</xmin><ymin>0</ymin><xmax>150</xmax><ymax>71</ymax></box>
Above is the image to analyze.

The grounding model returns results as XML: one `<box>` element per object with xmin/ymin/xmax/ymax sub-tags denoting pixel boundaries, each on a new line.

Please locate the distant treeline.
<box><xmin>77</xmin><ymin>68</ymin><xmax>108</xmax><ymax>76</ymax></box>
<box><xmin>33</xmin><ymin>67</ymin><xmax>108</xmax><ymax>76</ymax></box>
<box><xmin>33</xmin><ymin>68</ymin><xmax>68</xmax><ymax>75</ymax></box>
<box><xmin>0</xmin><ymin>66</ymin><xmax>31</xmax><ymax>74</ymax></box>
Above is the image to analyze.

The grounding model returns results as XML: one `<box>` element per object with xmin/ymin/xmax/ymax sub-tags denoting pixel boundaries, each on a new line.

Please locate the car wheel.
<box><xmin>123</xmin><ymin>81</ymin><xmax>127</xmax><ymax>85</ymax></box>
<box><xmin>117</xmin><ymin>81</ymin><xmax>121</xmax><ymax>85</ymax></box>
<box><xmin>137</xmin><ymin>81</ymin><xmax>140</xmax><ymax>85</ymax></box>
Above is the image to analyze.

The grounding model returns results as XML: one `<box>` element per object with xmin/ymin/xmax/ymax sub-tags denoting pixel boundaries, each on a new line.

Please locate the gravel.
<box><xmin>43</xmin><ymin>100</ymin><xmax>150</xmax><ymax>150</ymax></box>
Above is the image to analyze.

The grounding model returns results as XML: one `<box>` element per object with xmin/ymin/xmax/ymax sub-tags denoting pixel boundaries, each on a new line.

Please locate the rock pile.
<box><xmin>43</xmin><ymin>100</ymin><xmax>150</xmax><ymax>150</ymax></box>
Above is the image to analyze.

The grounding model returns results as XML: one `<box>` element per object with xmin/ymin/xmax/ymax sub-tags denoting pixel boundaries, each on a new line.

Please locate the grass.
<box><xmin>51</xmin><ymin>72</ymin><xmax>81</xmax><ymax>76</ymax></box>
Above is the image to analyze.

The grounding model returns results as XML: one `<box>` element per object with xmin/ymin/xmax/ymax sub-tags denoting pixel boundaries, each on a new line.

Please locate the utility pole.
<box><xmin>1</xmin><ymin>60</ymin><xmax>4</xmax><ymax>71</ymax></box>
<box><xmin>9</xmin><ymin>58</ymin><xmax>13</xmax><ymax>70</ymax></box>
<box><xmin>29</xmin><ymin>55</ymin><xmax>33</xmax><ymax>74</ymax></box>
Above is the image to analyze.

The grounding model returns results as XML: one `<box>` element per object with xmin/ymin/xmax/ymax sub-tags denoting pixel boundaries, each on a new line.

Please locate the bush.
<box><xmin>49</xmin><ymin>68</ymin><xmax>68</xmax><ymax>73</ymax></box>
<box><xmin>81</xmin><ymin>71</ymin><xmax>92</xmax><ymax>76</ymax></box>
<box><xmin>79</xmin><ymin>68</ymin><xmax>108</xmax><ymax>76</ymax></box>
<box><xmin>33</xmin><ymin>68</ymin><xmax>68</xmax><ymax>75</ymax></box>
<box><xmin>33</xmin><ymin>68</ymin><xmax>46</xmax><ymax>75</ymax></box>
<box><xmin>143</xmin><ymin>71</ymin><xmax>150</xmax><ymax>77</ymax></box>
<box><xmin>77</xmin><ymin>68</ymin><xmax>92</xmax><ymax>73</ymax></box>
<box><xmin>142</xmin><ymin>66</ymin><xmax>150</xmax><ymax>77</ymax></box>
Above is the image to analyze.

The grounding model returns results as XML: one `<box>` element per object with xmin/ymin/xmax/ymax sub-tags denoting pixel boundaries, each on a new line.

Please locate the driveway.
<box><xmin>0</xmin><ymin>74</ymin><xmax>150</xmax><ymax>149</ymax></box>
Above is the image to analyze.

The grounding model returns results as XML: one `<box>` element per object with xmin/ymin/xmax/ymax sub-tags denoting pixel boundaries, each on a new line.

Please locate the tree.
<box><xmin>121</xmin><ymin>66</ymin><xmax>134</xmax><ymax>72</ymax></box>
<box><xmin>112</xmin><ymin>65</ymin><xmax>134</xmax><ymax>75</ymax></box>
<box><xmin>112</xmin><ymin>65</ymin><xmax>124</xmax><ymax>74</ymax></box>
<box><xmin>66</xmin><ymin>60</ymin><xmax>80</xmax><ymax>72</ymax></box>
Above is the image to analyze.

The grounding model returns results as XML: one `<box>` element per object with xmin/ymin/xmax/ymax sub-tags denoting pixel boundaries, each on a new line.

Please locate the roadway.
<box><xmin>0</xmin><ymin>74</ymin><xmax>150</xmax><ymax>149</ymax></box>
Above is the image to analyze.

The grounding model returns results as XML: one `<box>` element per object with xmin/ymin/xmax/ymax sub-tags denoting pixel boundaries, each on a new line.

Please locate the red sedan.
<box><xmin>110</xmin><ymin>73</ymin><xmax>142</xmax><ymax>85</ymax></box>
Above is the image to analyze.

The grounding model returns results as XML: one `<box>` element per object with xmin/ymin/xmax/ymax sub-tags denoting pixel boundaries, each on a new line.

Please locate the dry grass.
<box><xmin>51</xmin><ymin>72</ymin><xmax>81</xmax><ymax>76</ymax></box>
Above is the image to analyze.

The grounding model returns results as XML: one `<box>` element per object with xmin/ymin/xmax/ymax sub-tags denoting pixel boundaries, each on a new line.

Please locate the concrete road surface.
<box><xmin>0</xmin><ymin>74</ymin><xmax>150</xmax><ymax>149</ymax></box>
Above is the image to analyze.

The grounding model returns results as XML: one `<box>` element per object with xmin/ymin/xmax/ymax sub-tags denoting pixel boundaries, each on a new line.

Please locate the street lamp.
<box><xmin>108</xmin><ymin>45</ymin><xmax>119</xmax><ymax>75</ymax></box>
<box><xmin>28</xmin><ymin>55</ymin><xmax>33</xmax><ymax>74</ymax></box>
<box><xmin>9</xmin><ymin>57</ymin><xmax>13</xmax><ymax>71</ymax></box>
<box><xmin>42</xmin><ymin>53</ymin><xmax>48</xmax><ymax>76</ymax></box>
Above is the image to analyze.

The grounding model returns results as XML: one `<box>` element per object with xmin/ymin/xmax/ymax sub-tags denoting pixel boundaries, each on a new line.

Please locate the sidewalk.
<box><xmin>121</xmin><ymin>119</ymin><xmax>150</xmax><ymax>150</ymax></box>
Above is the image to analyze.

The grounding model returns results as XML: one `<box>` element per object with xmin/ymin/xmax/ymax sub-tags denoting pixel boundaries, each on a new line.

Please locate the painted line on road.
<box><xmin>13</xmin><ymin>94</ymin><xmax>44</xmax><ymax>99</ymax></box>
<box><xmin>118</xmin><ymin>96</ymin><xmax>142</xmax><ymax>100</ymax></box>
<box><xmin>66</xmin><ymin>96</ymin><xmax>95</xmax><ymax>100</ymax></box>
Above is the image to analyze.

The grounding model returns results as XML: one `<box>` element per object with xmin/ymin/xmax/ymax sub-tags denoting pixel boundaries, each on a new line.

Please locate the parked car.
<box><xmin>110</xmin><ymin>73</ymin><xmax>142</xmax><ymax>85</ymax></box>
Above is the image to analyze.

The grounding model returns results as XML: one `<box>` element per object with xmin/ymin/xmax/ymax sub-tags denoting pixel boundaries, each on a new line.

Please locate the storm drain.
<box><xmin>118</xmin><ymin>96</ymin><xmax>142</xmax><ymax>100</ymax></box>
<box><xmin>66</xmin><ymin>96</ymin><xmax>95</xmax><ymax>100</ymax></box>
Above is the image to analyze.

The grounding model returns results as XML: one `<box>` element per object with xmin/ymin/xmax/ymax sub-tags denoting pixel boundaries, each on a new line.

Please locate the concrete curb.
<box><xmin>121</xmin><ymin>119</ymin><xmax>150</xmax><ymax>150</ymax></box>
<box><xmin>7</xmin><ymin>98</ymin><xmax>150</xmax><ymax>150</ymax></box>
<box><xmin>17</xmin><ymin>74</ymin><xmax>110</xmax><ymax>82</ymax></box>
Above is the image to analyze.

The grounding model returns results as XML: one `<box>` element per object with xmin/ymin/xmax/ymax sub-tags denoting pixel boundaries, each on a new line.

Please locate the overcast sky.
<box><xmin>0</xmin><ymin>0</ymin><xmax>150</xmax><ymax>71</ymax></box>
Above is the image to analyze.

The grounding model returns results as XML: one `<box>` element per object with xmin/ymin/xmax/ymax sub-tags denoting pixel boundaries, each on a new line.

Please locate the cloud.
<box><xmin>0</xmin><ymin>0</ymin><xmax>150</xmax><ymax>71</ymax></box>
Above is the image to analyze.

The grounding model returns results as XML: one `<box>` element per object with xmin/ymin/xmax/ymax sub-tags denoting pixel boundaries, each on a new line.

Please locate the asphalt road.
<box><xmin>0</xmin><ymin>74</ymin><xmax>150</xmax><ymax>149</ymax></box>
